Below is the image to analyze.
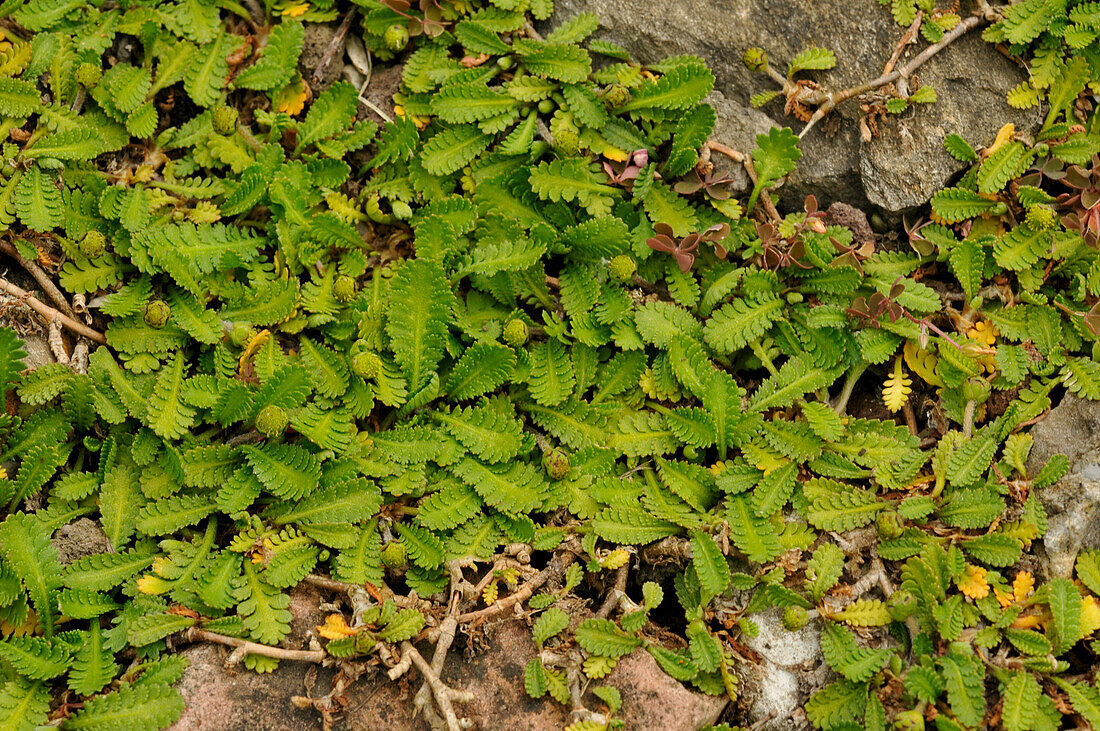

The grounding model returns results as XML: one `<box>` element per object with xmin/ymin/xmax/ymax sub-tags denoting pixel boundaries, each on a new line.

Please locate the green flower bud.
<box><xmin>603</xmin><ymin>84</ymin><xmax>632</xmax><ymax>109</ymax></box>
<box><xmin>1033</xmin><ymin>142</ymin><xmax>1049</xmax><ymax>157</ymax></box>
<box><xmin>256</xmin><ymin>405</ymin><xmax>288</xmax><ymax>437</ymax></box>
<box><xmin>682</xmin><ymin>445</ymin><xmax>699</xmax><ymax>460</ymax></box>
<box><xmin>608</xmin><ymin>255</ymin><xmax>636</xmax><ymax>282</ymax></box>
<box><xmin>497</xmin><ymin>55</ymin><xmax>515</xmax><ymax>70</ymax></box>
<box><xmin>891</xmin><ymin>710</ymin><xmax>925</xmax><ymax>731</ymax></box>
<box><xmin>782</xmin><ymin>606</ymin><xmax>808</xmax><ymax>631</ymax></box>
<box><xmin>211</xmin><ymin>106</ymin><xmax>239</xmax><ymax>136</ymax></box>
<box><xmin>537</xmin><ymin>99</ymin><xmax>556</xmax><ymax>115</ymax></box>
<box><xmin>391</xmin><ymin>200</ymin><xmax>413</xmax><ymax>220</ymax></box>
<box><xmin>1025</xmin><ymin>204</ymin><xmax>1056</xmax><ymax>230</ymax></box>
<box><xmin>888</xmin><ymin>654</ymin><xmax>903</xmax><ymax>676</ymax></box>
<box><xmin>543</xmin><ymin>449</ymin><xmax>571</xmax><ymax>480</ymax></box>
<box><xmin>79</xmin><ymin>230</ymin><xmax>107</xmax><ymax>258</ymax></box>
<box><xmin>503</xmin><ymin>318</ymin><xmax>528</xmax><ymax>347</ymax></box>
<box><xmin>143</xmin><ymin>300</ymin><xmax>171</xmax><ymax>329</ymax></box>
<box><xmin>553</xmin><ymin>126</ymin><xmax>581</xmax><ymax>155</ymax></box>
<box><xmin>960</xmin><ymin>377</ymin><xmax>990</xmax><ymax>403</ymax></box>
<box><xmin>228</xmin><ymin>323</ymin><xmax>255</xmax><ymax>347</ymax></box>
<box><xmin>786</xmin><ymin>291</ymin><xmax>804</xmax><ymax>304</ymax></box>
<box><xmin>742</xmin><ymin>47</ymin><xmax>768</xmax><ymax>72</ymax></box>
<box><xmin>383</xmin><ymin>23</ymin><xmax>410</xmax><ymax>52</ymax></box>
<box><xmin>333</xmin><ymin>274</ymin><xmax>357</xmax><ymax>303</ymax></box>
<box><xmin>876</xmin><ymin>511</ymin><xmax>905</xmax><ymax>540</ymax></box>
<box><xmin>351</xmin><ymin>351</ymin><xmax>382</xmax><ymax>380</ymax></box>
<box><xmin>74</xmin><ymin>62</ymin><xmax>102</xmax><ymax>88</ymax></box>
<box><xmin>886</xmin><ymin>590</ymin><xmax>917</xmax><ymax>621</ymax></box>
<box><xmin>381</xmin><ymin>540</ymin><xmax>407</xmax><ymax>569</ymax></box>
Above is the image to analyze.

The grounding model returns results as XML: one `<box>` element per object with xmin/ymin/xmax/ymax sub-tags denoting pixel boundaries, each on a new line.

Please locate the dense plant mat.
<box><xmin>2</xmin><ymin>0</ymin><xmax>1100</xmax><ymax>729</ymax></box>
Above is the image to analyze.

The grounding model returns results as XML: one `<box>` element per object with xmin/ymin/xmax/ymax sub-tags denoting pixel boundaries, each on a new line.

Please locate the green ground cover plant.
<box><xmin>1</xmin><ymin>0</ymin><xmax>1100</xmax><ymax>729</ymax></box>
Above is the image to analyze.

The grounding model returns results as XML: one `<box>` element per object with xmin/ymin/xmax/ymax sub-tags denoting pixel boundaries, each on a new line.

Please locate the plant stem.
<box><xmin>749</xmin><ymin>338</ymin><xmax>779</xmax><ymax>377</ymax></box>
<box><xmin>962</xmin><ymin>399</ymin><xmax>976</xmax><ymax>439</ymax></box>
<box><xmin>833</xmin><ymin>362</ymin><xmax>868</xmax><ymax>416</ymax></box>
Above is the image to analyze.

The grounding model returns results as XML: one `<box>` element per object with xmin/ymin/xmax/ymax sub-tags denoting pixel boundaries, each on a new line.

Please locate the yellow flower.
<box><xmin>957</xmin><ymin>565</ymin><xmax>990</xmax><ymax>600</ymax></box>
<box><xmin>317</xmin><ymin>614</ymin><xmax>358</xmax><ymax>640</ymax></box>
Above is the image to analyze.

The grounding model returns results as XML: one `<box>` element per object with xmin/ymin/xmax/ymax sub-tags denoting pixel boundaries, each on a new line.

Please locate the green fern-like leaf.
<box><xmin>387</xmin><ymin>259</ymin><xmax>452</xmax><ymax>391</ymax></box>
<box><xmin>0</xmin><ymin>512</ymin><xmax>62</xmax><ymax>636</ymax></box>
<box><xmin>243</xmin><ymin>442</ymin><xmax>321</xmax><ymax>501</ymax></box>
<box><xmin>61</xmin><ymin>681</ymin><xmax>184</xmax><ymax>730</ymax></box>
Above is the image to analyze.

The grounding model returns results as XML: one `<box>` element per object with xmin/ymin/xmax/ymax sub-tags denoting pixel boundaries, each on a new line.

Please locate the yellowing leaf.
<box><xmin>1013</xmin><ymin>571</ymin><xmax>1035</xmax><ymax>603</ymax></box>
<box><xmin>281</xmin><ymin>2</ymin><xmax>310</xmax><ymax>17</ymax></box>
<box><xmin>483</xmin><ymin>581</ymin><xmax>499</xmax><ymax>606</ymax></box>
<box><xmin>904</xmin><ymin>341</ymin><xmax>944</xmax><ymax>387</ymax></box>
<box><xmin>276</xmin><ymin>77</ymin><xmax>309</xmax><ymax>116</ymax></box>
<box><xmin>317</xmin><ymin>614</ymin><xmax>357</xmax><ymax>639</ymax></box>
<box><xmin>985</xmin><ymin>123</ymin><xmax>1015</xmax><ymax>156</ymax></box>
<box><xmin>958</xmin><ymin>565</ymin><xmax>990</xmax><ymax>600</ymax></box>
<box><xmin>600</xmin><ymin>548</ymin><xmax>630</xmax><ymax>570</ymax></box>
<box><xmin>882</xmin><ymin>357</ymin><xmax>912</xmax><ymax>413</ymax></box>
<box><xmin>1080</xmin><ymin>595</ymin><xmax>1100</xmax><ymax>638</ymax></box>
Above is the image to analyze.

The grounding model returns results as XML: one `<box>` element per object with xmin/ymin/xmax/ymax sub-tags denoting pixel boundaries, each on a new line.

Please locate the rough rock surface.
<box><xmin>738</xmin><ymin>609</ymin><xmax>828</xmax><ymax>730</ymax></box>
<box><xmin>1027</xmin><ymin>394</ymin><xmax>1100</xmax><ymax>579</ymax></box>
<box><xmin>52</xmin><ymin>518</ymin><xmax>112</xmax><ymax>564</ymax></box>
<box><xmin>550</xmin><ymin>0</ymin><xmax>1039</xmax><ymax>212</ymax></box>
<box><xmin>172</xmin><ymin>586</ymin><xmax>726</xmax><ymax>730</ymax></box>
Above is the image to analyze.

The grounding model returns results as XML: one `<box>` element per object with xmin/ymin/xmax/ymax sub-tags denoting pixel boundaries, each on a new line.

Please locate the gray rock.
<box><xmin>52</xmin><ymin>518</ymin><xmax>112</xmax><ymax>565</ymax></box>
<box><xmin>739</xmin><ymin>609</ymin><xmax>827</xmax><ymax>730</ymax></box>
<box><xmin>550</xmin><ymin>0</ymin><xmax>1038</xmax><ymax>212</ymax></box>
<box><xmin>299</xmin><ymin>24</ymin><xmax>345</xmax><ymax>92</ymax></box>
<box><xmin>1027</xmin><ymin>394</ymin><xmax>1100</xmax><ymax>579</ymax></box>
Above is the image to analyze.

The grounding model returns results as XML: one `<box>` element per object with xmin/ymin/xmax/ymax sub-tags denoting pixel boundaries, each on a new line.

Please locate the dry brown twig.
<box><xmin>185</xmin><ymin>627</ymin><xmax>326</xmax><ymax>663</ymax></box>
<box><xmin>457</xmin><ymin>548</ymin><xmax>579</xmax><ymax>624</ymax></box>
<box><xmin>0</xmin><ymin>241</ymin><xmax>79</xmax><ymax>320</ymax></box>
<box><xmin>793</xmin><ymin>15</ymin><xmax>983</xmax><ymax>139</ymax></box>
<box><xmin>595</xmin><ymin>562</ymin><xmax>629</xmax><ymax>620</ymax></box>
<box><xmin>312</xmin><ymin>8</ymin><xmax>358</xmax><ymax>86</ymax></box>
<box><xmin>0</xmin><ymin>276</ymin><xmax>106</xmax><ymax>344</ymax></box>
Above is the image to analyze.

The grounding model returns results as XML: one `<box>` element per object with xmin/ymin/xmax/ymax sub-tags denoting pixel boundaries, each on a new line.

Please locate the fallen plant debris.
<box><xmin>1</xmin><ymin>1</ymin><xmax>1100</xmax><ymax>731</ymax></box>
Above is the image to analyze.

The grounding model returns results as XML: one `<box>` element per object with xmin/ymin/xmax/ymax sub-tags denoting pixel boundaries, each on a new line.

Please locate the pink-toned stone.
<box><xmin>171</xmin><ymin>588</ymin><xmax>726</xmax><ymax>730</ymax></box>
